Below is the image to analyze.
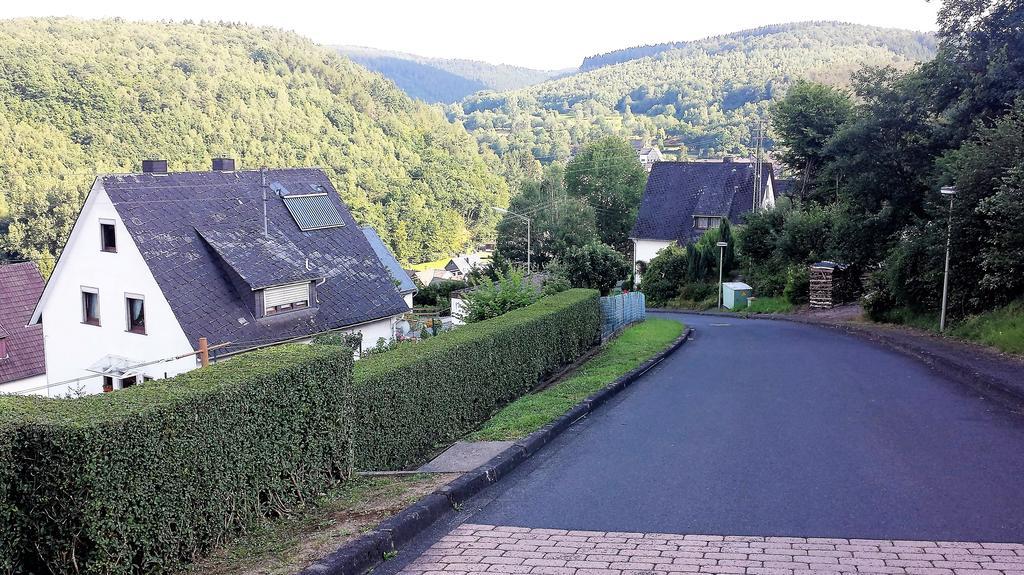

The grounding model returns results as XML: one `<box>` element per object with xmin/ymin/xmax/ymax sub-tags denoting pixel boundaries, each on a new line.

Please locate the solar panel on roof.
<box><xmin>282</xmin><ymin>193</ymin><xmax>345</xmax><ymax>231</ymax></box>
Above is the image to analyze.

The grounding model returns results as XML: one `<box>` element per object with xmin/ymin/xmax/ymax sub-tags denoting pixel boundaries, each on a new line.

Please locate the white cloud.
<box><xmin>1</xmin><ymin>0</ymin><xmax>940</xmax><ymax>69</ymax></box>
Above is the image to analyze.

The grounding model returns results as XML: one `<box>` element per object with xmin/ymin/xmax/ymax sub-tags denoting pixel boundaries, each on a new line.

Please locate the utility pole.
<box><xmin>717</xmin><ymin>241</ymin><xmax>729</xmax><ymax>309</ymax></box>
<box><xmin>939</xmin><ymin>187</ymin><xmax>957</xmax><ymax>331</ymax></box>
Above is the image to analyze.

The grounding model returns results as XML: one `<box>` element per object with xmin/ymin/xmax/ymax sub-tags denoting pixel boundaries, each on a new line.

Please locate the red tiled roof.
<box><xmin>0</xmin><ymin>262</ymin><xmax>46</xmax><ymax>384</ymax></box>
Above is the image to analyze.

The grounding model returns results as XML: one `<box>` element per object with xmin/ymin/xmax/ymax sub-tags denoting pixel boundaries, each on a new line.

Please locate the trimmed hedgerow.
<box><xmin>352</xmin><ymin>288</ymin><xmax>601</xmax><ymax>470</ymax></box>
<box><xmin>0</xmin><ymin>344</ymin><xmax>352</xmax><ymax>575</ymax></box>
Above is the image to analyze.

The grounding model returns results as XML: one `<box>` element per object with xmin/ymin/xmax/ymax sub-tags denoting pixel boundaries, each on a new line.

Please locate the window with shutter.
<box><xmin>263</xmin><ymin>282</ymin><xmax>311</xmax><ymax>315</ymax></box>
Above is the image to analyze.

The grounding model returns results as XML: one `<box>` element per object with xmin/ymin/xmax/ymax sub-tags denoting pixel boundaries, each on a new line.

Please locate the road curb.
<box><xmin>297</xmin><ymin>326</ymin><xmax>693</xmax><ymax>575</ymax></box>
<box><xmin>651</xmin><ymin>308</ymin><xmax>1024</xmax><ymax>408</ymax></box>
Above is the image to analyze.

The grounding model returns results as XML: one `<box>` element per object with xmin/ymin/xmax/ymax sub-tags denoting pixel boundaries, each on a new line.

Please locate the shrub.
<box><xmin>413</xmin><ymin>279</ymin><xmax>468</xmax><ymax>314</ymax></box>
<box><xmin>554</xmin><ymin>242</ymin><xmax>630</xmax><ymax>296</ymax></box>
<box><xmin>456</xmin><ymin>269</ymin><xmax>539</xmax><ymax>323</ymax></box>
<box><xmin>352</xmin><ymin>289</ymin><xmax>601</xmax><ymax>470</ymax></box>
<box><xmin>542</xmin><ymin>275</ymin><xmax>572</xmax><ymax>296</ymax></box>
<box><xmin>640</xmin><ymin>244</ymin><xmax>688</xmax><ymax>305</ymax></box>
<box><xmin>0</xmin><ymin>344</ymin><xmax>353</xmax><ymax>575</ymax></box>
<box><xmin>783</xmin><ymin>265</ymin><xmax>810</xmax><ymax>305</ymax></box>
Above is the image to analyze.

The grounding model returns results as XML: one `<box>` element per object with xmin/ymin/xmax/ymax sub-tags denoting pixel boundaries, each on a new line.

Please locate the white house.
<box><xmin>0</xmin><ymin>262</ymin><xmax>47</xmax><ymax>394</ymax></box>
<box><xmin>444</xmin><ymin>254</ymin><xmax>483</xmax><ymax>279</ymax></box>
<box><xmin>29</xmin><ymin>160</ymin><xmax>410</xmax><ymax>396</ymax></box>
<box><xmin>629</xmin><ymin>159</ymin><xmax>776</xmax><ymax>284</ymax></box>
<box><xmin>631</xmin><ymin>141</ymin><xmax>664</xmax><ymax>172</ymax></box>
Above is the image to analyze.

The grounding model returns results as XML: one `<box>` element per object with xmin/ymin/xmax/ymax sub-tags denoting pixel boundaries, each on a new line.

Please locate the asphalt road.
<box><xmin>379</xmin><ymin>313</ymin><xmax>1024</xmax><ymax>572</ymax></box>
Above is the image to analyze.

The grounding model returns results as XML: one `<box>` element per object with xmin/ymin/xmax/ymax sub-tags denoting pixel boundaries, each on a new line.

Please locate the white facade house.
<box><xmin>630</xmin><ymin>160</ymin><xmax>776</xmax><ymax>285</ymax></box>
<box><xmin>28</xmin><ymin>161</ymin><xmax>410</xmax><ymax>396</ymax></box>
<box><xmin>29</xmin><ymin>184</ymin><xmax>195</xmax><ymax>395</ymax></box>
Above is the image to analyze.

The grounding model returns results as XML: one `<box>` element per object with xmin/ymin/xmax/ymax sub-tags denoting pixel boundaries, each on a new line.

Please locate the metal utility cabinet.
<box><xmin>723</xmin><ymin>282</ymin><xmax>753</xmax><ymax>310</ymax></box>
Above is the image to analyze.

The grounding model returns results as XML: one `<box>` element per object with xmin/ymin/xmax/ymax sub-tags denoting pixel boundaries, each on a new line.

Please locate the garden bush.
<box><xmin>0</xmin><ymin>344</ymin><xmax>353</xmax><ymax>575</ymax></box>
<box><xmin>352</xmin><ymin>288</ymin><xmax>601</xmax><ymax>470</ymax></box>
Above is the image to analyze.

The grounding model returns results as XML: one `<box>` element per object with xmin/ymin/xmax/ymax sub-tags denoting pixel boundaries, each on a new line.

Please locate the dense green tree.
<box><xmin>771</xmin><ymin>81</ymin><xmax>852</xmax><ymax>199</ymax></box>
<box><xmin>495</xmin><ymin>164</ymin><xmax>599</xmax><ymax>268</ymax></box>
<box><xmin>0</xmin><ymin>18</ymin><xmax>510</xmax><ymax>272</ymax></box>
<box><xmin>552</xmin><ymin>242</ymin><xmax>630</xmax><ymax>296</ymax></box>
<box><xmin>564</xmin><ymin>137</ymin><xmax>646</xmax><ymax>251</ymax></box>
<box><xmin>451</xmin><ymin>23</ymin><xmax>935</xmax><ymax>164</ymax></box>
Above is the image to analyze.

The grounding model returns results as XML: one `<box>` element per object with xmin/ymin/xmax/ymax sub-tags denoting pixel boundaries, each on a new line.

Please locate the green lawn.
<box><xmin>407</xmin><ymin>256</ymin><xmax>452</xmax><ymax>271</ymax></box>
<box><xmin>468</xmin><ymin>318</ymin><xmax>685</xmax><ymax>441</ymax></box>
<box><xmin>737</xmin><ymin>296</ymin><xmax>794</xmax><ymax>314</ymax></box>
<box><xmin>951</xmin><ymin>300</ymin><xmax>1024</xmax><ymax>355</ymax></box>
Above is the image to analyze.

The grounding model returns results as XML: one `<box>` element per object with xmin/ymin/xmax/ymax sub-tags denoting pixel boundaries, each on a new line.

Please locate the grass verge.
<box><xmin>467</xmin><ymin>317</ymin><xmax>685</xmax><ymax>441</ymax></box>
<box><xmin>951</xmin><ymin>300</ymin><xmax>1024</xmax><ymax>355</ymax></box>
<box><xmin>741</xmin><ymin>296</ymin><xmax>794</xmax><ymax>314</ymax></box>
<box><xmin>185</xmin><ymin>474</ymin><xmax>455</xmax><ymax>575</ymax></box>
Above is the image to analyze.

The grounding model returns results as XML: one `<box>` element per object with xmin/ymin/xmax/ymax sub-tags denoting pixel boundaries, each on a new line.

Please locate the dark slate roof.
<box><xmin>197</xmin><ymin>227</ymin><xmax>324</xmax><ymax>289</ymax></box>
<box><xmin>775</xmin><ymin>178</ymin><xmax>797</xmax><ymax>196</ymax></box>
<box><xmin>101</xmin><ymin>168</ymin><xmax>409</xmax><ymax>354</ymax></box>
<box><xmin>361</xmin><ymin>227</ymin><xmax>416</xmax><ymax>294</ymax></box>
<box><xmin>0</xmin><ymin>262</ymin><xmax>46</xmax><ymax>384</ymax></box>
<box><xmin>630</xmin><ymin>161</ymin><xmax>773</xmax><ymax>242</ymax></box>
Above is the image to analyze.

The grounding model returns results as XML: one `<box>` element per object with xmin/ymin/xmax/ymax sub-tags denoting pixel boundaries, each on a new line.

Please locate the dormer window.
<box><xmin>694</xmin><ymin>216</ymin><xmax>722</xmax><ymax>230</ymax></box>
<box><xmin>263</xmin><ymin>282</ymin><xmax>311</xmax><ymax>316</ymax></box>
<box><xmin>100</xmin><ymin>220</ymin><xmax>117</xmax><ymax>252</ymax></box>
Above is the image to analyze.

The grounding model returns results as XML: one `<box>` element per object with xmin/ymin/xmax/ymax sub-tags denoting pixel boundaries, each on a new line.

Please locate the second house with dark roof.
<box><xmin>629</xmin><ymin>159</ymin><xmax>776</xmax><ymax>283</ymax></box>
<box><xmin>29</xmin><ymin>159</ymin><xmax>412</xmax><ymax>396</ymax></box>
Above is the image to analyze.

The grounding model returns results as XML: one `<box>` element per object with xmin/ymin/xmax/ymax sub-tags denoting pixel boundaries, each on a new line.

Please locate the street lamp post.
<box><xmin>939</xmin><ymin>186</ymin><xmax>957</xmax><ymax>332</ymax></box>
<box><xmin>717</xmin><ymin>241</ymin><xmax>729</xmax><ymax>309</ymax></box>
<box><xmin>493</xmin><ymin>207</ymin><xmax>531</xmax><ymax>272</ymax></box>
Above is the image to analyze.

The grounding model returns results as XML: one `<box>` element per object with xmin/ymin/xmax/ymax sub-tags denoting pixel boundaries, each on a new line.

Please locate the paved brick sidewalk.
<box><xmin>399</xmin><ymin>524</ymin><xmax>1024</xmax><ymax>575</ymax></box>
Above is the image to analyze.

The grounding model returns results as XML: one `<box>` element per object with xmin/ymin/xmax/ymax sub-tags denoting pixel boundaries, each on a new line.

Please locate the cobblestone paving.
<box><xmin>399</xmin><ymin>524</ymin><xmax>1024</xmax><ymax>575</ymax></box>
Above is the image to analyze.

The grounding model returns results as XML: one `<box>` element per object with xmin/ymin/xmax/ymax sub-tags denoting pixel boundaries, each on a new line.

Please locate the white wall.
<box><xmin>0</xmin><ymin>374</ymin><xmax>48</xmax><ymax>396</ymax></box>
<box><xmin>632</xmin><ymin>239</ymin><xmax>673</xmax><ymax>286</ymax></box>
<box><xmin>350</xmin><ymin>315</ymin><xmax>397</xmax><ymax>352</ymax></box>
<box><xmin>449</xmin><ymin>295</ymin><xmax>467</xmax><ymax>326</ymax></box>
<box><xmin>30</xmin><ymin>182</ymin><xmax>196</xmax><ymax>397</ymax></box>
<box><xmin>404</xmin><ymin>292</ymin><xmax>414</xmax><ymax>309</ymax></box>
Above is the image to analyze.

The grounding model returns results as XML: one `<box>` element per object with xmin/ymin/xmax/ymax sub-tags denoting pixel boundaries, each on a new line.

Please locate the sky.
<box><xmin>1</xmin><ymin>0</ymin><xmax>941</xmax><ymax>70</ymax></box>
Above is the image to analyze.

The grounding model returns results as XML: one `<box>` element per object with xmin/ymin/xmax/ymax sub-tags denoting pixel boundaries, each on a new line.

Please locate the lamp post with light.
<box><xmin>492</xmin><ymin>207</ymin><xmax>531</xmax><ymax>272</ymax></box>
<box><xmin>717</xmin><ymin>241</ymin><xmax>729</xmax><ymax>309</ymax></box>
<box><xmin>939</xmin><ymin>186</ymin><xmax>956</xmax><ymax>332</ymax></box>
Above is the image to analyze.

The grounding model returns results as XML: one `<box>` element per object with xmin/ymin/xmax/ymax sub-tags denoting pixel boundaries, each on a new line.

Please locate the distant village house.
<box><xmin>629</xmin><ymin>158</ymin><xmax>776</xmax><ymax>283</ymax></box>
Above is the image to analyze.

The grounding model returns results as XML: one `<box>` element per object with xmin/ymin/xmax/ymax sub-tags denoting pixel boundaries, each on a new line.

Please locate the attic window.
<box><xmin>282</xmin><ymin>193</ymin><xmax>344</xmax><ymax>231</ymax></box>
<box><xmin>100</xmin><ymin>220</ymin><xmax>117</xmax><ymax>252</ymax></box>
<box><xmin>264</xmin><ymin>282</ymin><xmax>311</xmax><ymax>316</ymax></box>
<box><xmin>694</xmin><ymin>216</ymin><xmax>722</xmax><ymax>230</ymax></box>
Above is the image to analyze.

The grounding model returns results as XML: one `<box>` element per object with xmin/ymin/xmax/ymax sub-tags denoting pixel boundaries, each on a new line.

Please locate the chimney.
<box><xmin>722</xmin><ymin>156</ymin><xmax>735</xmax><ymax>163</ymax></box>
<box><xmin>142</xmin><ymin>159</ymin><xmax>168</xmax><ymax>174</ymax></box>
<box><xmin>212</xmin><ymin>158</ymin><xmax>236</xmax><ymax>172</ymax></box>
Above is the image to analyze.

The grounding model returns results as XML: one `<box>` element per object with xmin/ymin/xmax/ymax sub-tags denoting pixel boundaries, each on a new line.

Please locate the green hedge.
<box><xmin>352</xmin><ymin>288</ymin><xmax>601</xmax><ymax>470</ymax></box>
<box><xmin>0</xmin><ymin>344</ymin><xmax>352</xmax><ymax>575</ymax></box>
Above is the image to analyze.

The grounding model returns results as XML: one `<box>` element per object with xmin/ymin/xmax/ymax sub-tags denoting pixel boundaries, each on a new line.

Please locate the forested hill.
<box><xmin>579</xmin><ymin>22</ymin><xmax>936</xmax><ymax>71</ymax></box>
<box><xmin>0</xmin><ymin>18</ymin><xmax>509</xmax><ymax>272</ymax></box>
<box><xmin>454</xmin><ymin>22</ymin><xmax>937</xmax><ymax>162</ymax></box>
<box><xmin>336</xmin><ymin>46</ymin><xmax>562</xmax><ymax>103</ymax></box>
